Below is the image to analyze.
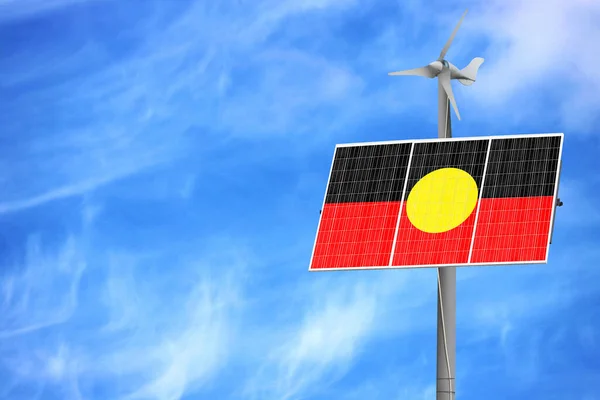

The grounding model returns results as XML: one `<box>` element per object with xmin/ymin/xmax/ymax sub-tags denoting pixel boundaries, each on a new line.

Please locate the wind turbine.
<box><xmin>388</xmin><ymin>9</ymin><xmax>484</xmax><ymax>121</ymax></box>
<box><xmin>388</xmin><ymin>10</ymin><xmax>484</xmax><ymax>400</ymax></box>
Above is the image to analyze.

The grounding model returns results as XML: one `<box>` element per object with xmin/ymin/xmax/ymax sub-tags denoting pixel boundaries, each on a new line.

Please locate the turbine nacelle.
<box><xmin>428</xmin><ymin>61</ymin><xmax>444</xmax><ymax>76</ymax></box>
<box><xmin>387</xmin><ymin>10</ymin><xmax>484</xmax><ymax>120</ymax></box>
<box><xmin>425</xmin><ymin>60</ymin><xmax>466</xmax><ymax>77</ymax></box>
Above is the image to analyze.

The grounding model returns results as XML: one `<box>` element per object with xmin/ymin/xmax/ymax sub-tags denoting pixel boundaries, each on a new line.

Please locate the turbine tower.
<box><xmin>388</xmin><ymin>10</ymin><xmax>483</xmax><ymax>400</ymax></box>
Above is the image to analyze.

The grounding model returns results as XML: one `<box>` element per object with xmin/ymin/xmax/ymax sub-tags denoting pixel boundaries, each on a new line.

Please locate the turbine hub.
<box><xmin>428</xmin><ymin>61</ymin><xmax>444</xmax><ymax>75</ymax></box>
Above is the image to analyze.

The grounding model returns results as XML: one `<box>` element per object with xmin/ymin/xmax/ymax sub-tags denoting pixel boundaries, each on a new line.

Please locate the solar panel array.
<box><xmin>310</xmin><ymin>133</ymin><xmax>563</xmax><ymax>270</ymax></box>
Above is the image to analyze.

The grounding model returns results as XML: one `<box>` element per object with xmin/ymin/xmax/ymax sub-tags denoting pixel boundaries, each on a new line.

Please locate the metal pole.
<box><xmin>436</xmin><ymin>80</ymin><xmax>456</xmax><ymax>400</ymax></box>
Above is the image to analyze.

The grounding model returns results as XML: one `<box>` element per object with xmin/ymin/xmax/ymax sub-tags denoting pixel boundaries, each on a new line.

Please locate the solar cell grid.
<box><xmin>483</xmin><ymin>136</ymin><xmax>561</xmax><ymax>198</ymax></box>
<box><xmin>311</xmin><ymin>143</ymin><xmax>412</xmax><ymax>269</ymax></box>
<box><xmin>470</xmin><ymin>135</ymin><xmax>562</xmax><ymax>264</ymax></box>
<box><xmin>325</xmin><ymin>143</ymin><xmax>411</xmax><ymax>203</ymax></box>
<box><xmin>310</xmin><ymin>133</ymin><xmax>563</xmax><ymax>271</ymax></box>
<box><xmin>392</xmin><ymin>139</ymin><xmax>489</xmax><ymax>266</ymax></box>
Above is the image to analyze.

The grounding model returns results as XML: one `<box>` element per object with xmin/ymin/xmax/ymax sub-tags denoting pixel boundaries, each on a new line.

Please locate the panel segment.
<box><xmin>392</xmin><ymin>139</ymin><xmax>489</xmax><ymax>266</ymax></box>
<box><xmin>310</xmin><ymin>143</ymin><xmax>412</xmax><ymax>269</ymax></box>
<box><xmin>471</xmin><ymin>135</ymin><xmax>563</xmax><ymax>264</ymax></box>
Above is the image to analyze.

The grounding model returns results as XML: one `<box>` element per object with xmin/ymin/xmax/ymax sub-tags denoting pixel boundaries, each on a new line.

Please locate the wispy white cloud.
<box><xmin>0</xmin><ymin>235</ymin><xmax>85</xmax><ymax>339</ymax></box>
<box><xmin>242</xmin><ymin>269</ymin><xmax>438</xmax><ymax>400</ymax></box>
<box><xmin>0</xmin><ymin>0</ymin><xmax>370</xmax><ymax>214</ymax></box>
<box><xmin>0</xmin><ymin>228</ymin><xmax>246</xmax><ymax>400</ymax></box>
<box><xmin>118</xmin><ymin>278</ymin><xmax>237</xmax><ymax>400</ymax></box>
<box><xmin>465</xmin><ymin>0</ymin><xmax>600</xmax><ymax>132</ymax></box>
<box><xmin>0</xmin><ymin>0</ymin><xmax>108</xmax><ymax>23</ymax></box>
<box><xmin>245</xmin><ymin>281</ymin><xmax>378</xmax><ymax>399</ymax></box>
<box><xmin>2</xmin><ymin>340</ymin><xmax>86</xmax><ymax>400</ymax></box>
<box><xmin>457</xmin><ymin>243</ymin><xmax>600</xmax><ymax>375</ymax></box>
<box><xmin>216</xmin><ymin>49</ymin><xmax>367</xmax><ymax>138</ymax></box>
<box><xmin>94</xmin><ymin>248</ymin><xmax>245</xmax><ymax>400</ymax></box>
<box><xmin>0</xmin><ymin>172</ymin><xmax>137</xmax><ymax>215</ymax></box>
<box><xmin>460</xmin><ymin>264</ymin><xmax>574</xmax><ymax>347</ymax></box>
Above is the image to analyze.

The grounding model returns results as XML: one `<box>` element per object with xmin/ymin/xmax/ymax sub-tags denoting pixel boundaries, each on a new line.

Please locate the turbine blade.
<box><xmin>439</xmin><ymin>69</ymin><xmax>460</xmax><ymax>120</ymax></box>
<box><xmin>438</xmin><ymin>9</ymin><xmax>468</xmax><ymax>61</ymax></box>
<box><xmin>388</xmin><ymin>66</ymin><xmax>435</xmax><ymax>78</ymax></box>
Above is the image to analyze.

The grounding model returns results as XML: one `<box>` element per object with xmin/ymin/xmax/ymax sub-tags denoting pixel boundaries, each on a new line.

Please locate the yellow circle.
<box><xmin>406</xmin><ymin>168</ymin><xmax>478</xmax><ymax>233</ymax></box>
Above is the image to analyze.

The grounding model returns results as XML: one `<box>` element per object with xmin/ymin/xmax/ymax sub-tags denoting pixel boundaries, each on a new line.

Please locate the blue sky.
<box><xmin>1</xmin><ymin>0</ymin><xmax>599</xmax><ymax>399</ymax></box>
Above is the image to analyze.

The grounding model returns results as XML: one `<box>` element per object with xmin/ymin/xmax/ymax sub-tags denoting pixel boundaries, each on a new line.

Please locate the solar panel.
<box><xmin>309</xmin><ymin>133</ymin><xmax>564</xmax><ymax>271</ymax></box>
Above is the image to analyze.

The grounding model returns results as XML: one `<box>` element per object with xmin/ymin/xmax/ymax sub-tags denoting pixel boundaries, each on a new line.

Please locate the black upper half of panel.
<box><xmin>482</xmin><ymin>135</ymin><xmax>562</xmax><ymax>198</ymax></box>
<box><xmin>324</xmin><ymin>135</ymin><xmax>563</xmax><ymax>204</ymax></box>
<box><xmin>325</xmin><ymin>143</ymin><xmax>411</xmax><ymax>203</ymax></box>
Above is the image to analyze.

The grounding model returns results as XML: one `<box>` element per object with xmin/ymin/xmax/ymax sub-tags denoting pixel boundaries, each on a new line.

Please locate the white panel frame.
<box><xmin>546</xmin><ymin>134</ymin><xmax>565</xmax><ymax>256</ymax></box>
<box><xmin>388</xmin><ymin>142</ymin><xmax>415</xmax><ymax>266</ymax></box>
<box><xmin>467</xmin><ymin>139</ymin><xmax>492</xmax><ymax>263</ymax></box>
<box><xmin>308</xmin><ymin>132</ymin><xmax>564</xmax><ymax>272</ymax></box>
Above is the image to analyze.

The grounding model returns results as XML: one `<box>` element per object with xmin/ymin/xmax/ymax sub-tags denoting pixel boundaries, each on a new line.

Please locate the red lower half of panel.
<box><xmin>310</xmin><ymin>196</ymin><xmax>555</xmax><ymax>269</ymax></box>
<box><xmin>310</xmin><ymin>201</ymin><xmax>400</xmax><ymax>269</ymax></box>
<box><xmin>391</xmin><ymin>204</ymin><xmax>476</xmax><ymax>266</ymax></box>
<box><xmin>470</xmin><ymin>196</ymin><xmax>553</xmax><ymax>263</ymax></box>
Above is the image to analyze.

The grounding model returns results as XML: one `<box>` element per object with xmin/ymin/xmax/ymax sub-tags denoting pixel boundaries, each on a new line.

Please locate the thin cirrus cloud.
<box><xmin>245</xmin><ymin>283</ymin><xmax>378</xmax><ymax>399</ymax></box>
<box><xmin>464</xmin><ymin>0</ymin><xmax>600</xmax><ymax>132</ymax></box>
<box><xmin>242</xmin><ymin>270</ymin><xmax>438</xmax><ymax>400</ymax></box>
<box><xmin>0</xmin><ymin>0</ymin><xmax>367</xmax><ymax>215</ymax></box>
<box><xmin>0</xmin><ymin>236</ymin><xmax>85</xmax><ymax>340</ymax></box>
<box><xmin>0</xmin><ymin>0</ymin><xmax>109</xmax><ymax>22</ymax></box>
<box><xmin>0</xmin><ymin>230</ymin><xmax>245</xmax><ymax>400</ymax></box>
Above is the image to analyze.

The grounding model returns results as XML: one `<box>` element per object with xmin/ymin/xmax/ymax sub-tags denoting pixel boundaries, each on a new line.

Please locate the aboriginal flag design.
<box><xmin>310</xmin><ymin>134</ymin><xmax>563</xmax><ymax>270</ymax></box>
